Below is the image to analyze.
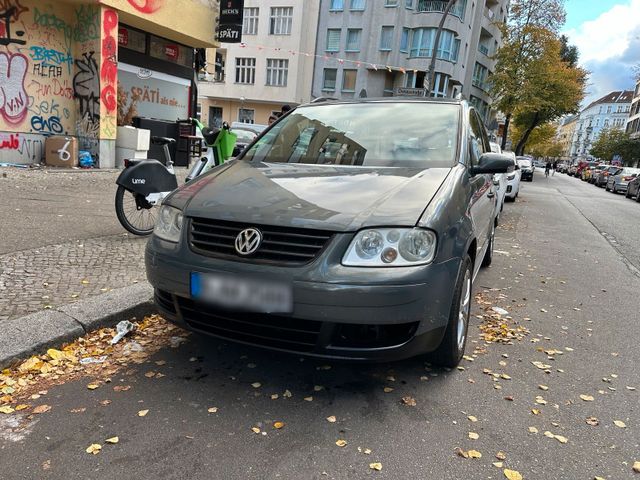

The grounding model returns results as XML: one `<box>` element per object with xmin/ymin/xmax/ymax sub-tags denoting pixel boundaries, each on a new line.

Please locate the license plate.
<box><xmin>191</xmin><ymin>272</ymin><xmax>293</xmax><ymax>313</ymax></box>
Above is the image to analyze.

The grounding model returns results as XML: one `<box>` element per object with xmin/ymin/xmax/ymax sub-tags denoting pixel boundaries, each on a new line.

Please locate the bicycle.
<box><xmin>115</xmin><ymin>119</ymin><xmax>237</xmax><ymax>236</ymax></box>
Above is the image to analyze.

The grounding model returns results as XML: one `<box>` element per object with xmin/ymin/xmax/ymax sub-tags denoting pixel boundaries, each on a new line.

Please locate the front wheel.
<box><xmin>115</xmin><ymin>185</ymin><xmax>158</xmax><ymax>236</ymax></box>
<box><xmin>430</xmin><ymin>255</ymin><xmax>473</xmax><ymax>367</ymax></box>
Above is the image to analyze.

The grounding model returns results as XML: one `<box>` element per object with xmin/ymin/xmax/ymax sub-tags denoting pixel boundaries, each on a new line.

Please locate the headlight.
<box><xmin>154</xmin><ymin>205</ymin><xmax>183</xmax><ymax>242</ymax></box>
<box><xmin>507</xmin><ymin>173</ymin><xmax>516</xmax><ymax>180</ymax></box>
<box><xmin>343</xmin><ymin>228</ymin><xmax>437</xmax><ymax>266</ymax></box>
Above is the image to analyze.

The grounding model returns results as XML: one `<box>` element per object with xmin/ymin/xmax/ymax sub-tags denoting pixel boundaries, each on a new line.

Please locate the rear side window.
<box><xmin>468</xmin><ymin>109</ymin><xmax>488</xmax><ymax>166</ymax></box>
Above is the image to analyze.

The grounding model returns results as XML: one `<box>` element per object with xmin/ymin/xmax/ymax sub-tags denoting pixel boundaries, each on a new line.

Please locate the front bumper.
<box><xmin>146</xmin><ymin>234</ymin><xmax>460</xmax><ymax>361</ymax></box>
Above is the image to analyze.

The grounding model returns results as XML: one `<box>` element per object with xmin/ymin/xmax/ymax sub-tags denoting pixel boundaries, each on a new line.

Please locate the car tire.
<box><xmin>625</xmin><ymin>190</ymin><xmax>632</xmax><ymax>199</ymax></box>
<box><xmin>481</xmin><ymin>225</ymin><xmax>495</xmax><ymax>268</ymax></box>
<box><xmin>605</xmin><ymin>183</ymin><xmax>610</xmax><ymax>191</ymax></box>
<box><xmin>430</xmin><ymin>254</ymin><xmax>473</xmax><ymax>368</ymax></box>
<box><xmin>612</xmin><ymin>184</ymin><xmax>617</xmax><ymax>194</ymax></box>
<box><xmin>636</xmin><ymin>191</ymin><xmax>640</xmax><ymax>203</ymax></box>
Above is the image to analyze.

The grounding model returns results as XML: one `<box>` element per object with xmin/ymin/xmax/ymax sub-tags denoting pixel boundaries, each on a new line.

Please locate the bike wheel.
<box><xmin>115</xmin><ymin>185</ymin><xmax>158</xmax><ymax>236</ymax></box>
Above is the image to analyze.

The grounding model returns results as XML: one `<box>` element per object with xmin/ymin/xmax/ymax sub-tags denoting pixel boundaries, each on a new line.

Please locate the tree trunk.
<box><xmin>501</xmin><ymin>113</ymin><xmax>511</xmax><ymax>151</ymax></box>
<box><xmin>515</xmin><ymin>113</ymin><xmax>540</xmax><ymax>155</ymax></box>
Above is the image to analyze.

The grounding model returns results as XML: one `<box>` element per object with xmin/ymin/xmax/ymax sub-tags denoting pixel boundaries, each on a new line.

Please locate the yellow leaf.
<box><xmin>538</xmin><ymin>385</ymin><xmax>549</xmax><ymax>391</ymax></box>
<box><xmin>493</xmin><ymin>462</ymin><xmax>504</xmax><ymax>468</ymax></box>
<box><xmin>105</xmin><ymin>437</ymin><xmax>119</xmax><ymax>444</ymax></box>
<box><xmin>468</xmin><ymin>432</ymin><xmax>479</xmax><ymax>440</ymax></box>
<box><xmin>273</xmin><ymin>421</ymin><xmax>285</xmax><ymax>429</ymax></box>
<box><xmin>81</xmin><ymin>279</ymin><xmax>90</xmax><ymax>284</ymax></box>
<box><xmin>85</xmin><ymin>443</ymin><xmax>101</xmax><ymax>455</ymax></box>
<box><xmin>531</xmin><ymin>409</ymin><xmax>540</xmax><ymax>415</ymax></box>
<box><xmin>313</xmin><ymin>385</ymin><xmax>324</xmax><ymax>392</ymax></box>
<box><xmin>207</xmin><ymin>407</ymin><xmax>218</xmax><ymax>413</ymax></box>
<box><xmin>270</xmin><ymin>394</ymin><xmax>279</xmax><ymax>400</ymax></box>
<box><xmin>468</xmin><ymin>415</ymin><xmax>478</xmax><ymax>422</ymax></box>
<box><xmin>283</xmin><ymin>390</ymin><xmax>292</xmax><ymax>398</ymax></box>
<box><xmin>326</xmin><ymin>416</ymin><xmax>336</xmax><ymax>423</ymax></box>
<box><xmin>251</xmin><ymin>382</ymin><xmax>261</xmax><ymax>388</ymax></box>
<box><xmin>401</xmin><ymin>396</ymin><xmax>417</xmax><ymax>406</ymax></box>
<box><xmin>504</xmin><ymin>469</ymin><xmax>523</xmax><ymax>480</ymax></box>
<box><xmin>633</xmin><ymin>461</ymin><xmax>640</xmax><ymax>473</ymax></box>
<box><xmin>336</xmin><ymin>439</ymin><xmax>347</xmax><ymax>447</ymax></box>
<box><xmin>496</xmin><ymin>451</ymin><xmax>506</xmax><ymax>460</ymax></box>
<box><xmin>369</xmin><ymin>463</ymin><xmax>382</xmax><ymax>471</ymax></box>
<box><xmin>137</xmin><ymin>409</ymin><xmax>149</xmax><ymax>417</ymax></box>
<box><xmin>251</xmin><ymin>427</ymin><xmax>261</xmax><ymax>434</ymax></box>
<box><xmin>580</xmin><ymin>394</ymin><xmax>595</xmax><ymax>402</ymax></box>
<box><xmin>555</xmin><ymin>435</ymin><xmax>568</xmax><ymax>444</ymax></box>
<box><xmin>15</xmin><ymin>404</ymin><xmax>29</xmax><ymax>411</ymax></box>
<box><xmin>528</xmin><ymin>426</ymin><xmax>538</xmax><ymax>434</ymax></box>
<box><xmin>304</xmin><ymin>396</ymin><xmax>313</xmax><ymax>402</ymax></box>
<box><xmin>0</xmin><ymin>405</ymin><xmax>15</xmax><ymax>414</ymax></box>
<box><xmin>33</xmin><ymin>404</ymin><xmax>51</xmax><ymax>414</ymax></box>
<box><xmin>614</xmin><ymin>420</ymin><xmax>626</xmax><ymax>428</ymax></box>
<box><xmin>383</xmin><ymin>387</ymin><xmax>394</xmax><ymax>393</ymax></box>
<box><xmin>47</xmin><ymin>349</ymin><xmax>65</xmax><ymax>361</ymax></box>
<box><xmin>468</xmin><ymin>450</ymin><xmax>482</xmax><ymax>459</ymax></box>
<box><xmin>87</xmin><ymin>384</ymin><xmax>99</xmax><ymax>390</ymax></box>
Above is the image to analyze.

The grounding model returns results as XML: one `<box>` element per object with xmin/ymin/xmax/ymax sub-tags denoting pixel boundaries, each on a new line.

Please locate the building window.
<box><xmin>330</xmin><ymin>0</ymin><xmax>344</xmax><ymax>10</ymax></box>
<box><xmin>400</xmin><ymin>28</ymin><xmax>410</xmax><ymax>52</ymax></box>
<box><xmin>266</xmin><ymin>58</ymin><xmax>289</xmax><ymax>86</ymax></box>
<box><xmin>243</xmin><ymin>7</ymin><xmax>259</xmax><ymax>35</ymax></box>
<box><xmin>607</xmin><ymin>106</ymin><xmax>612</xmax><ymax>113</ymax></box>
<box><xmin>326</xmin><ymin>29</ymin><xmax>341</xmax><ymax>52</ymax></box>
<box><xmin>323</xmin><ymin>68</ymin><xmax>337</xmax><ymax>90</ymax></box>
<box><xmin>417</xmin><ymin>0</ymin><xmax>466</xmax><ymax>20</ymax></box>
<box><xmin>405</xmin><ymin>0</ymin><xmax>414</xmax><ymax>8</ymax></box>
<box><xmin>384</xmin><ymin>71</ymin><xmax>395</xmax><ymax>96</ymax></box>
<box><xmin>346</xmin><ymin>29</ymin><xmax>361</xmax><ymax>51</ymax></box>
<box><xmin>270</xmin><ymin>7</ymin><xmax>293</xmax><ymax>35</ymax></box>
<box><xmin>238</xmin><ymin>108</ymin><xmax>255</xmax><ymax>124</ymax></box>
<box><xmin>405</xmin><ymin>71</ymin><xmax>415</xmax><ymax>88</ymax></box>
<box><xmin>472</xmin><ymin>62</ymin><xmax>488</xmax><ymax>90</ymax></box>
<box><xmin>385</xmin><ymin>0</ymin><xmax>398</xmax><ymax>6</ymax></box>
<box><xmin>432</xmin><ymin>72</ymin><xmax>450</xmax><ymax>97</ymax></box>
<box><xmin>342</xmin><ymin>69</ymin><xmax>357</xmax><ymax>92</ymax></box>
<box><xmin>350</xmin><ymin>0</ymin><xmax>366</xmax><ymax>11</ymax></box>
<box><xmin>380</xmin><ymin>26</ymin><xmax>394</xmax><ymax>51</ymax></box>
<box><xmin>410</xmin><ymin>28</ymin><xmax>460</xmax><ymax>62</ymax></box>
<box><xmin>235</xmin><ymin>57</ymin><xmax>256</xmax><ymax>84</ymax></box>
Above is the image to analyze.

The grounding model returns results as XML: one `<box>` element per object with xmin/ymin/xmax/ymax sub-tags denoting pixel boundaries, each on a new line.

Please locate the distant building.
<box><xmin>310</xmin><ymin>0</ymin><xmax>508</xmax><ymax>126</ymax></box>
<box><xmin>626</xmin><ymin>79</ymin><xmax>640</xmax><ymax>140</ymax></box>
<box><xmin>570</xmin><ymin>90</ymin><xmax>634</xmax><ymax>159</ymax></box>
<box><xmin>197</xmin><ymin>0</ymin><xmax>320</xmax><ymax>127</ymax></box>
<box><xmin>557</xmin><ymin>115</ymin><xmax>578</xmax><ymax>160</ymax></box>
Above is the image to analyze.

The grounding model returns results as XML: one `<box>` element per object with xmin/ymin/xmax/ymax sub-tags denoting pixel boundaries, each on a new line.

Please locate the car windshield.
<box><xmin>242</xmin><ymin>102</ymin><xmax>460</xmax><ymax>168</ymax></box>
<box><xmin>517</xmin><ymin>159</ymin><xmax>532</xmax><ymax>168</ymax></box>
<box><xmin>234</xmin><ymin>129</ymin><xmax>257</xmax><ymax>143</ymax></box>
<box><xmin>622</xmin><ymin>167</ymin><xmax>640</xmax><ymax>175</ymax></box>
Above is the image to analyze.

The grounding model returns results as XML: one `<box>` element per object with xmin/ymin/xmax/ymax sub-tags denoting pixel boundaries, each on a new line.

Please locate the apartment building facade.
<box><xmin>310</xmin><ymin>0</ymin><xmax>508</xmax><ymax>124</ymax></box>
<box><xmin>570</xmin><ymin>91</ymin><xmax>634</xmax><ymax>159</ymax></box>
<box><xmin>626</xmin><ymin>79</ymin><xmax>640</xmax><ymax>140</ymax></box>
<box><xmin>557</xmin><ymin>115</ymin><xmax>578</xmax><ymax>160</ymax></box>
<box><xmin>197</xmin><ymin>0</ymin><xmax>320</xmax><ymax>127</ymax></box>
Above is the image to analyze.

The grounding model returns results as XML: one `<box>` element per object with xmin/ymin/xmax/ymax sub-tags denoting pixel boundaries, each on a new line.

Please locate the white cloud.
<box><xmin>564</xmin><ymin>0</ymin><xmax>640</xmax><ymax>64</ymax></box>
<box><xmin>563</xmin><ymin>0</ymin><xmax>640</xmax><ymax>106</ymax></box>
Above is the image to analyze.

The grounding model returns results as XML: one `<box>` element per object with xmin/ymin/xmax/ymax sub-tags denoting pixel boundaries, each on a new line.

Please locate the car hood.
<box><xmin>170</xmin><ymin>161</ymin><xmax>451</xmax><ymax>232</ymax></box>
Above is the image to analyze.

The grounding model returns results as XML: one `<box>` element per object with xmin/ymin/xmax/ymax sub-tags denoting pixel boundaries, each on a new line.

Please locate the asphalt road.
<box><xmin>2</xmin><ymin>170</ymin><xmax>640</xmax><ymax>479</ymax></box>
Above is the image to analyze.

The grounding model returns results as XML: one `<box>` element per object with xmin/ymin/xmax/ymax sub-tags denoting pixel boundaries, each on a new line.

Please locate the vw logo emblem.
<box><xmin>235</xmin><ymin>228</ymin><xmax>262</xmax><ymax>255</ymax></box>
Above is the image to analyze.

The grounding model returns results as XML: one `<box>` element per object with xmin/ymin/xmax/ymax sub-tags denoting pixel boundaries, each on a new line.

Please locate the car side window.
<box><xmin>468</xmin><ymin>109</ymin><xmax>485</xmax><ymax>167</ymax></box>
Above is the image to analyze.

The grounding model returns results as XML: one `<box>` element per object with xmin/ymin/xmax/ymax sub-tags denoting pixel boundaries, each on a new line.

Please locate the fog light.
<box><xmin>381</xmin><ymin>247</ymin><xmax>398</xmax><ymax>263</ymax></box>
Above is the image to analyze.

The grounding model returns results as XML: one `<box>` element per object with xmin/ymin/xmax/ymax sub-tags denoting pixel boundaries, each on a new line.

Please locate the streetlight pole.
<box><xmin>425</xmin><ymin>0</ymin><xmax>457</xmax><ymax>97</ymax></box>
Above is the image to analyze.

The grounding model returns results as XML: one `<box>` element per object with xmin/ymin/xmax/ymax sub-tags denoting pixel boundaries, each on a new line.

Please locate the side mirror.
<box><xmin>470</xmin><ymin>153</ymin><xmax>515</xmax><ymax>176</ymax></box>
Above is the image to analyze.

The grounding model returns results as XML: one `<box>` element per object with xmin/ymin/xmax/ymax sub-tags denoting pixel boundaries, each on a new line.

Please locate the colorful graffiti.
<box><xmin>0</xmin><ymin>5</ymin><xmax>25</xmax><ymax>46</ymax></box>
<box><xmin>100</xmin><ymin>8</ymin><xmax>118</xmax><ymax>139</ymax></box>
<box><xmin>0</xmin><ymin>51</ymin><xmax>28</xmax><ymax>125</ymax></box>
<box><xmin>126</xmin><ymin>0</ymin><xmax>164</xmax><ymax>14</ymax></box>
<box><xmin>32</xmin><ymin>5</ymin><xmax>99</xmax><ymax>45</ymax></box>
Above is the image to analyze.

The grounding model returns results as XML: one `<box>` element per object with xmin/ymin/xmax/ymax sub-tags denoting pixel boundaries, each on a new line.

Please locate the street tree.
<box><xmin>491</xmin><ymin>0</ymin><xmax>568</xmax><ymax>150</ymax></box>
<box><xmin>591</xmin><ymin>128</ymin><xmax>640</xmax><ymax>166</ymax></box>
<box><xmin>509</xmin><ymin>122</ymin><xmax>563</xmax><ymax>158</ymax></box>
<box><xmin>509</xmin><ymin>32</ymin><xmax>587</xmax><ymax>155</ymax></box>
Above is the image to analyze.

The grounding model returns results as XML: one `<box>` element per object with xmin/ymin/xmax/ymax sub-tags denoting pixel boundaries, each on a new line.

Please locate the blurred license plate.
<box><xmin>191</xmin><ymin>272</ymin><xmax>292</xmax><ymax>313</ymax></box>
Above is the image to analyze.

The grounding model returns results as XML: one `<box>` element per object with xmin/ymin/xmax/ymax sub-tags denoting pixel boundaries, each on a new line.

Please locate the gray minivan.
<box><xmin>146</xmin><ymin>98</ymin><xmax>512</xmax><ymax>366</ymax></box>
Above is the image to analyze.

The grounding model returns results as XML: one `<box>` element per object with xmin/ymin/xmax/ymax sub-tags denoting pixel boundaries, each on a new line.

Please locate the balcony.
<box><xmin>416</xmin><ymin>0</ymin><xmax>466</xmax><ymax>20</ymax></box>
<box><xmin>478</xmin><ymin>44</ymin><xmax>489</xmax><ymax>56</ymax></box>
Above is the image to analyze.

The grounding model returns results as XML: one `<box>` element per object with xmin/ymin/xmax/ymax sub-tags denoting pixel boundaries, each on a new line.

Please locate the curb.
<box><xmin>0</xmin><ymin>282</ymin><xmax>157</xmax><ymax>369</ymax></box>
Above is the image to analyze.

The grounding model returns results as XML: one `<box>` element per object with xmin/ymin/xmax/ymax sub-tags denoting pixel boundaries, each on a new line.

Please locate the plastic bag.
<box><xmin>111</xmin><ymin>320</ymin><xmax>136</xmax><ymax>344</ymax></box>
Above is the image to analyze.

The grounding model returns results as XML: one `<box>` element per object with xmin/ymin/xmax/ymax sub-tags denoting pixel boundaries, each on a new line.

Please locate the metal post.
<box><xmin>425</xmin><ymin>0</ymin><xmax>457</xmax><ymax>97</ymax></box>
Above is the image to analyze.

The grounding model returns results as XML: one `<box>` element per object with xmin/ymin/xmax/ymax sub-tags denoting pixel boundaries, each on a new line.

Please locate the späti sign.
<box><xmin>216</xmin><ymin>0</ymin><xmax>244</xmax><ymax>43</ymax></box>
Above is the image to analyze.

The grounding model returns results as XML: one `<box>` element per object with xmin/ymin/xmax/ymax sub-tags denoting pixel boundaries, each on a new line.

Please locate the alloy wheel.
<box><xmin>457</xmin><ymin>269</ymin><xmax>471</xmax><ymax>352</ymax></box>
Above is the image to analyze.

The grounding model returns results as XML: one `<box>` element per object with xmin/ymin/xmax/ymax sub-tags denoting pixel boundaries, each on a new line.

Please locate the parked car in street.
<box><xmin>594</xmin><ymin>166</ymin><xmax>621</xmax><ymax>187</ymax></box>
<box><xmin>230</xmin><ymin>127</ymin><xmax>258</xmax><ymax>157</ymax></box>
<box><xmin>517</xmin><ymin>157</ymin><xmax>534</xmax><ymax>181</ymax></box>
<box><xmin>588</xmin><ymin>164</ymin><xmax>608</xmax><ymax>184</ymax></box>
<box><xmin>489</xmin><ymin>142</ymin><xmax>507</xmax><ymax>219</ymax></box>
<box><xmin>626</xmin><ymin>175</ymin><xmax>640</xmax><ymax>201</ymax></box>
<box><xmin>606</xmin><ymin>167</ymin><xmax>640</xmax><ymax>193</ymax></box>
<box><xmin>503</xmin><ymin>151</ymin><xmax>520</xmax><ymax>201</ymax></box>
<box><xmin>575</xmin><ymin>160</ymin><xmax>591</xmax><ymax>178</ymax></box>
<box><xmin>146</xmin><ymin>98</ymin><xmax>513</xmax><ymax>366</ymax></box>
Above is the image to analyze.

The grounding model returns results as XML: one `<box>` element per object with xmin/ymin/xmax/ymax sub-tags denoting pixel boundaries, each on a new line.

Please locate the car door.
<box><xmin>467</xmin><ymin>109</ymin><xmax>494</xmax><ymax>263</ymax></box>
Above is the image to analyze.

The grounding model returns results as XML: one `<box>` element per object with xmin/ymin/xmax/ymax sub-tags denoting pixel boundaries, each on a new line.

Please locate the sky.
<box><xmin>563</xmin><ymin>0</ymin><xmax>640</xmax><ymax>107</ymax></box>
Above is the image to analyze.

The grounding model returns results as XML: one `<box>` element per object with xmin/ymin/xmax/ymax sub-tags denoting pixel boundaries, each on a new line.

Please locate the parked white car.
<box><xmin>503</xmin><ymin>151</ymin><xmax>520</xmax><ymax>201</ymax></box>
<box><xmin>490</xmin><ymin>142</ymin><xmax>507</xmax><ymax>220</ymax></box>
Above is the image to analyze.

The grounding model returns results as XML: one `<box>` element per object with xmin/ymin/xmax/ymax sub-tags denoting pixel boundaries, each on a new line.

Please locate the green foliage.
<box><xmin>590</xmin><ymin>128</ymin><xmax>640</xmax><ymax>166</ymax></box>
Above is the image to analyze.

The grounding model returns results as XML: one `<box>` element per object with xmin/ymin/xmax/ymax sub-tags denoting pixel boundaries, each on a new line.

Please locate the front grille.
<box><xmin>177</xmin><ymin>297</ymin><xmax>322</xmax><ymax>352</ymax></box>
<box><xmin>189</xmin><ymin>217</ymin><xmax>334</xmax><ymax>265</ymax></box>
<box><xmin>155</xmin><ymin>289</ymin><xmax>177</xmax><ymax>314</ymax></box>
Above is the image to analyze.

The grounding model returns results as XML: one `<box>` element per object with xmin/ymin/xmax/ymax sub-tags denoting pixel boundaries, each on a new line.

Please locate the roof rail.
<box><xmin>311</xmin><ymin>96</ymin><xmax>339</xmax><ymax>103</ymax></box>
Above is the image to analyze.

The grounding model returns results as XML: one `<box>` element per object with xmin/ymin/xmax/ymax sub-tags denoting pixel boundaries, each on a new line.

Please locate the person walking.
<box><xmin>545</xmin><ymin>161</ymin><xmax>551</xmax><ymax>177</ymax></box>
<box><xmin>552</xmin><ymin>160</ymin><xmax>558</xmax><ymax>176</ymax></box>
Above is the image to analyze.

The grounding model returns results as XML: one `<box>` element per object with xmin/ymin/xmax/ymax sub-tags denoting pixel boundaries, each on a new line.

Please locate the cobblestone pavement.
<box><xmin>0</xmin><ymin>167</ymin><xmax>188</xmax><ymax>322</ymax></box>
